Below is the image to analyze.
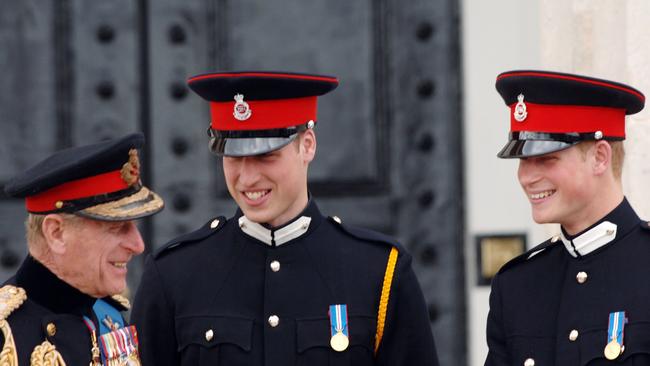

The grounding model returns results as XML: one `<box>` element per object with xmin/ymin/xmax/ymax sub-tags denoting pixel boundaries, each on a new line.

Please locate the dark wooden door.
<box><xmin>0</xmin><ymin>1</ymin><xmax>464</xmax><ymax>364</ymax></box>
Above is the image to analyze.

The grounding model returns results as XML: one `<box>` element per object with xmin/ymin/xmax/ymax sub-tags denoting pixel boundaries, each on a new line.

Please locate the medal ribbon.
<box><xmin>99</xmin><ymin>326</ymin><xmax>141</xmax><ymax>366</ymax></box>
<box><xmin>329</xmin><ymin>304</ymin><xmax>349</xmax><ymax>337</ymax></box>
<box><xmin>82</xmin><ymin>316</ymin><xmax>102</xmax><ymax>366</ymax></box>
<box><xmin>608</xmin><ymin>311</ymin><xmax>626</xmax><ymax>346</ymax></box>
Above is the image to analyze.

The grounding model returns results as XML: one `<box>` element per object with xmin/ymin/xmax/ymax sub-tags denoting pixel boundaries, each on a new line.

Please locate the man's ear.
<box><xmin>300</xmin><ymin>129</ymin><xmax>317</xmax><ymax>163</ymax></box>
<box><xmin>41</xmin><ymin>214</ymin><xmax>68</xmax><ymax>255</ymax></box>
<box><xmin>592</xmin><ymin>140</ymin><xmax>612</xmax><ymax>176</ymax></box>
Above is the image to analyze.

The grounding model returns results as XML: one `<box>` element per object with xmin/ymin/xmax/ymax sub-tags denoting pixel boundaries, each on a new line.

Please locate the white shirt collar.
<box><xmin>238</xmin><ymin>215</ymin><xmax>312</xmax><ymax>246</ymax></box>
<box><xmin>560</xmin><ymin>220</ymin><xmax>618</xmax><ymax>257</ymax></box>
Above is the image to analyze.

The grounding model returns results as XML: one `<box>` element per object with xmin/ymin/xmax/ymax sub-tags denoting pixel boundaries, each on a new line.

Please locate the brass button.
<box><xmin>46</xmin><ymin>323</ymin><xmax>56</xmax><ymax>337</ymax></box>
<box><xmin>205</xmin><ymin>329</ymin><xmax>214</xmax><ymax>341</ymax></box>
<box><xmin>268</xmin><ymin>315</ymin><xmax>279</xmax><ymax>327</ymax></box>
<box><xmin>576</xmin><ymin>271</ymin><xmax>588</xmax><ymax>284</ymax></box>
<box><xmin>270</xmin><ymin>260</ymin><xmax>281</xmax><ymax>272</ymax></box>
<box><xmin>55</xmin><ymin>201</ymin><xmax>64</xmax><ymax>209</ymax></box>
<box><xmin>524</xmin><ymin>358</ymin><xmax>535</xmax><ymax>366</ymax></box>
<box><xmin>569</xmin><ymin>329</ymin><xmax>579</xmax><ymax>341</ymax></box>
<box><xmin>210</xmin><ymin>219</ymin><xmax>220</xmax><ymax>229</ymax></box>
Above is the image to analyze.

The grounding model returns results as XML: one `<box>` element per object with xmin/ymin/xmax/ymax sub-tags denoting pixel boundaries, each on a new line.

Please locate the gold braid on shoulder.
<box><xmin>0</xmin><ymin>285</ymin><xmax>27</xmax><ymax>366</ymax></box>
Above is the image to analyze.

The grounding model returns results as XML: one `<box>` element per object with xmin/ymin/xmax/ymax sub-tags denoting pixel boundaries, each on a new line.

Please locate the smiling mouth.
<box><xmin>244</xmin><ymin>190</ymin><xmax>270</xmax><ymax>200</ymax></box>
<box><xmin>530</xmin><ymin>190</ymin><xmax>556</xmax><ymax>200</ymax></box>
<box><xmin>111</xmin><ymin>262</ymin><xmax>127</xmax><ymax>269</ymax></box>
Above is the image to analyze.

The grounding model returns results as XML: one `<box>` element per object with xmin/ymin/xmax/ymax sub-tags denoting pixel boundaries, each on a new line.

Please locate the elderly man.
<box><xmin>0</xmin><ymin>132</ymin><xmax>163</xmax><ymax>366</ymax></box>
<box><xmin>485</xmin><ymin>70</ymin><xmax>650</xmax><ymax>366</ymax></box>
<box><xmin>132</xmin><ymin>71</ymin><xmax>439</xmax><ymax>366</ymax></box>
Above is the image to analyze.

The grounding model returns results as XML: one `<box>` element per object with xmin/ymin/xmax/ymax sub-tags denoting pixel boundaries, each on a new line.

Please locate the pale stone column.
<box><xmin>540</xmin><ymin>0</ymin><xmax>650</xmax><ymax>219</ymax></box>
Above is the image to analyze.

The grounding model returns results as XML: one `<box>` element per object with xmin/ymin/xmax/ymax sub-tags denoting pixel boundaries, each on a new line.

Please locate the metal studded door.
<box><xmin>0</xmin><ymin>1</ymin><xmax>463</xmax><ymax>365</ymax></box>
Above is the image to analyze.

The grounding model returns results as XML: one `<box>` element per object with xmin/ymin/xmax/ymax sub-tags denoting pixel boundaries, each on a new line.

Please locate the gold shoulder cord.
<box><xmin>0</xmin><ymin>285</ymin><xmax>27</xmax><ymax>366</ymax></box>
<box><xmin>374</xmin><ymin>247</ymin><xmax>398</xmax><ymax>355</ymax></box>
<box><xmin>30</xmin><ymin>341</ymin><xmax>66</xmax><ymax>366</ymax></box>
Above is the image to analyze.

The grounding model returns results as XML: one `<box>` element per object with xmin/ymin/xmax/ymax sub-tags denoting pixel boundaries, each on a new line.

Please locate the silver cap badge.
<box><xmin>233</xmin><ymin>94</ymin><xmax>252</xmax><ymax>121</ymax></box>
<box><xmin>514</xmin><ymin>94</ymin><xmax>528</xmax><ymax>122</ymax></box>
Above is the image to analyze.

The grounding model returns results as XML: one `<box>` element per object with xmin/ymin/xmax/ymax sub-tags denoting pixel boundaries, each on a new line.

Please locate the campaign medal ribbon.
<box><xmin>329</xmin><ymin>304</ymin><xmax>349</xmax><ymax>352</ymax></box>
<box><xmin>604</xmin><ymin>311</ymin><xmax>626</xmax><ymax>360</ymax></box>
<box><xmin>82</xmin><ymin>317</ymin><xmax>102</xmax><ymax>366</ymax></box>
<box><xmin>99</xmin><ymin>325</ymin><xmax>142</xmax><ymax>366</ymax></box>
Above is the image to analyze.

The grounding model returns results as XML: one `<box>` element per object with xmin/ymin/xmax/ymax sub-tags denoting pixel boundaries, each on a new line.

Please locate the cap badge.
<box><xmin>120</xmin><ymin>149</ymin><xmax>140</xmax><ymax>187</ymax></box>
<box><xmin>233</xmin><ymin>94</ymin><xmax>252</xmax><ymax>121</ymax></box>
<box><xmin>514</xmin><ymin>94</ymin><xmax>528</xmax><ymax>122</ymax></box>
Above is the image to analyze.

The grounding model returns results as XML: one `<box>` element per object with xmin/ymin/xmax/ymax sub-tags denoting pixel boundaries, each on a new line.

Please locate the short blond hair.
<box><xmin>577</xmin><ymin>141</ymin><xmax>624</xmax><ymax>179</ymax></box>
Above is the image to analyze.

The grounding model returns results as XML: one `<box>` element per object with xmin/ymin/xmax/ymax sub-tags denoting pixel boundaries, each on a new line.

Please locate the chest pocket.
<box><xmin>296</xmin><ymin>315</ymin><xmax>375</xmax><ymax>366</ymax></box>
<box><xmin>175</xmin><ymin>315</ymin><xmax>253</xmax><ymax>365</ymax></box>
<box><xmin>579</xmin><ymin>321</ymin><xmax>650</xmax><ymax>365</ymax></box>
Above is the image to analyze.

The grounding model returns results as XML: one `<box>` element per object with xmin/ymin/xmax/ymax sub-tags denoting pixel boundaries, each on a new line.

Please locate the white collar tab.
<box><xmin>560</xmin><ymin>221</ymin><xmax>617</xmax><ymax>258</ymax></box>
<box><xmin>238</xmin><ymin>216</ymin><xmax>312</xmax><ymax>246</ymax></box>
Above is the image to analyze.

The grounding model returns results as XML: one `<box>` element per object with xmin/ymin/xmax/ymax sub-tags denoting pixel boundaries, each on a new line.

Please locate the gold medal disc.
<box><xmin>604</xmin><ymin>340</ymin><xmax>621</xmax><ymax>360</ymax></box>
<box><xmin>330</xmin><ymin>332</ymin><xmax>349</xmax><ymax>352</ymax></box>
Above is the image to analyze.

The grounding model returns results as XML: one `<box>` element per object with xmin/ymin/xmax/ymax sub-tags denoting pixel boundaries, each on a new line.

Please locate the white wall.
<box><xmin>462</xmin><ymin>1</ymin><xmax>650</xmax><ymax>364</ymax></box>
<box><xmin>462</xmin><ymin>2</ymin><xmax>544</xmax><ymax>364</ymax></box>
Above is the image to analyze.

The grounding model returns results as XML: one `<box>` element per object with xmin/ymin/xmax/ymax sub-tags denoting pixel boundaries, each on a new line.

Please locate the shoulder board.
<box><xmin>497</xmin><ymin>238</ymin><xmax>557</xmax><ymax>274</ymax></box>
<box><xmin>107</xmin><ymin>294</ymin><xmax>130</xmax><ymax>311</ymax></box>
<box><xmin>0</xmin><ymin>285</ymin><xmax>27</xmax><ymax>321</ymax></box>
<box><xmin>328</xmin><ymin>216</ymin><xmax>398</xmax><ymax>249</ymax></box>
<box><xmin>154</xmin><ymin>216</ymin><xmax>227</xmax><ymax>259</ymax></box>
<box><xmin>640</xmin><ymin>220</ymin><xmax>650</xmax><ymax>232</ymax></box>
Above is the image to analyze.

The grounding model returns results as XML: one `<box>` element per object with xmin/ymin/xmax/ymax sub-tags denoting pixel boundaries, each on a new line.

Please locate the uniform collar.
<box><xmin>15</xmin><ymin>255</ymin><xmax>96</xmax><ymax>315</ymax></box>
<box><xmin>237</xmin><ymin>198</ymin><xmax>322</xmax><ymax>246</ymax></box>
<box><xmin>559</xmin><ymin>198</ymin><xmax>639</xmax><ymax>258</ymax></box>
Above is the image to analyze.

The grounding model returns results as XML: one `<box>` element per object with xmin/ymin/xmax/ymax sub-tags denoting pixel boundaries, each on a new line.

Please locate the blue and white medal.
<box><xmin>329</xmin><ymin>304</ymin><xmax>349</xmax><ymax>352</ymax></box>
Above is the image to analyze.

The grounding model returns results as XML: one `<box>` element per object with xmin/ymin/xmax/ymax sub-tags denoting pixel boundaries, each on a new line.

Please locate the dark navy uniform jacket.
<box><xmin>0</xmin><ymin>256</ymin><xmax>128</xmax><ymax>365</ymax></box>
<box><xmin>132</xmin><ymin>200</ymin><xmax>439</xmax><ymax>366</ymax></box>
<box><xmin>486</xmin><ymin>198</ymin><xmax>650</xmax><ymax>366</ymax></box>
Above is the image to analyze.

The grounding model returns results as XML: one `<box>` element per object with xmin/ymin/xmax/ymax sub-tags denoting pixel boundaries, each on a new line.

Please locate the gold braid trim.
<box><xmin>0</xmin><ymin>285</ymin><xmax>27</xmax><ymax>366</ymax></box>
<box><xmin>30</xmin><ymin>341</ymin><xmax>67</xmax><ymax>366</ymax></box>
<box><xmin>80</xmin><ymin>186</ymin><xmax>164</xmax><ymax>218</ymax></box>
<box><xmin>374</xmin><ymin>247</ymin><xmax>398</xmax><ymax>355</ymax></box>
<box><xmin>111</xmin><ymin>294</ymin><xmax>131</xmax><ymax>310</ymax></box>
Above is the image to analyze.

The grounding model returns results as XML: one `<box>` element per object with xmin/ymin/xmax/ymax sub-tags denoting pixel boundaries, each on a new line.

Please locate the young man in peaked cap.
<box><xmin>0</xmin><ymin>132</ymin><xmax>163</xmax><ymax>366</ymax></box>
<box><xmin>132</xmin><ymin>71</ymin><xmax>439</xmax><ymax>366</ymax></box>
<box><xmin>485</xmin><ymin>70</ymin><xmax>650</xmax><ymax>366</ymax></box>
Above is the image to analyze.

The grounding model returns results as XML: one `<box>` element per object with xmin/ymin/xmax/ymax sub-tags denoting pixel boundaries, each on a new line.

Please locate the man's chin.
<box><xmin>241</xmin><ymin>209</ymin><xmax>272</xmax><ymax>224</ymax></box>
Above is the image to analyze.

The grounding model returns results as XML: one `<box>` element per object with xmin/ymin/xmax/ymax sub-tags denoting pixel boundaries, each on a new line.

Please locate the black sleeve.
<box><xmin>131</xmin><ymin>255</ymin><xmax>179</xmax><ymax>366</ymax></box>
<box><xmin>485</xmin><ymin>273</ymin><xmax>509</xmax><ymax>366</ymax></box>
<box><xmin>374</xmin><ymin>250</ymin><xmax>439</xmax><ymax>366</ymax></box>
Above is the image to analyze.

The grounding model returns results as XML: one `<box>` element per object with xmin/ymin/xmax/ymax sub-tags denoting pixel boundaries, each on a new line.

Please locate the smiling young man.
<box><xmin>132</xmin><ymin>71</ymin><xmax>439</xmax><ymax>366</ymax></box>
<box><xmin>485</xmin><ymin>70</ymin><xmax>650</xmax><ymax>366</ymax></box>
<box><xmin>0</xmin><ymin>133</ymin><xmax>163</xmax><ymax>365</ymax></box>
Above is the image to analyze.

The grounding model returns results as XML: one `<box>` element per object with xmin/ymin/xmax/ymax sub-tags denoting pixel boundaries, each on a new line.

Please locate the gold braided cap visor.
<box><xmin>76</xmin><ymin>186</ymin><xmax>164</xmax><ymax>221</ymax></box>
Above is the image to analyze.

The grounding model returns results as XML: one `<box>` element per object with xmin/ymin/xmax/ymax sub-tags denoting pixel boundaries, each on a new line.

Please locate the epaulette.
<box><xmin>328</xmin><ymin>216</ymin><xmax>398</xmax><ymax>249</ymax></box>
<box><xmin>109</xmin><ymin>294</ymin><xmax>131</xmax><ymax>311</ymax></box>
<box><xmin>640</xmin><ymin>221</ymin><xmax>650</xmax><ymax>232</ymax></box>
<box><xmin>0</xmin><ymin>285</ymin><xmax>26</xmax><ymax>366</ymax></box>
<box><xmin>497</xmin><ymin>237</ymin><xmax>558</xmax><ymax>274</ymax></box>
<box><xmin>0</xmin><ymin>285</ymin><xmax>26</xmax><ymax>321</ymax></box>
<box><xmin>154</xmin><ymin>216</ymin><xmax>227</xmax><ymax>259</ymax></box>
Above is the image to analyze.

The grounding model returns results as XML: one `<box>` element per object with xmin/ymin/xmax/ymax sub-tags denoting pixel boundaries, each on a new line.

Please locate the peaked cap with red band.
<box><xmin>187</xmin><ymin>71</ymin><xmax>339</xmax><ymax>156</ymax></box>
<box><xmin>4</xmin><ymin>133</ymin><xmax>164</xmax><ymax>221</ymax></box>
<box><xmin>495</xmin><ymin>70</ymin><xmax>645</xmax><ymax>158</ymax></box>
